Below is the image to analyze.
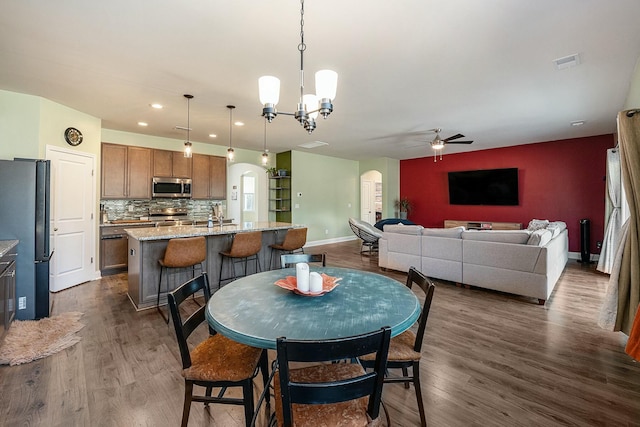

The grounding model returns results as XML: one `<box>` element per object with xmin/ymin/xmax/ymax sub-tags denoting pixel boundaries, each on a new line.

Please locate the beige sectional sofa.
<box><xmin>378</xmin><ymin>222</ymin><xmax>569</xmax><ymax>304</ymax></box>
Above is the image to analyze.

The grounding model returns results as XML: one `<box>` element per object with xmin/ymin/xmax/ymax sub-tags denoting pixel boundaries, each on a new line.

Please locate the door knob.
<box><xmin>54</xmin><ymin>228</ymin><xmax>58</xmax><ymax>231</ymax></box>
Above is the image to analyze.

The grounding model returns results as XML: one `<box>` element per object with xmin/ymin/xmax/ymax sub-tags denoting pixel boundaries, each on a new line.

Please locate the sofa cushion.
<box><xmin>527</xmin><ymin>219</ymin><xmax>550</xmax><ymax>231</ymax></box>
<box><xmin>527</xmin><ymin>229</ymin><xmax>553</xmax><ymax>246</ymax></box>
<box><xmin>461</xmin><ymin>230</ymin><xmax>531</xmax><ymax>245</ymax></box>
<box><xmin>422</xmin><ymin>226</ymin><xmax>464</xmax><ymax>238</ymax></box>
<box><xmin>383</xmin><ymin>224</ymin><xmax>424</xmax><ymax>235</ymax></box>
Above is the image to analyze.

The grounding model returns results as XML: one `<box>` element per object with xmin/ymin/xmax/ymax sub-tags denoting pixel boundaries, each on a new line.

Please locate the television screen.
<box><xmin>448</xmin><ymin>168</ymin><xmax>519</xmax><ymax>206</ymax></box>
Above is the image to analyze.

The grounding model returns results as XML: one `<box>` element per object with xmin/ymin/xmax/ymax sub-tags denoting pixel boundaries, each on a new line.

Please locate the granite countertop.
<box><xmin>0</xmin><ymin>240</ymin><xmax>19</xmax><ymax>257</ymax></box>
<box><xmin>126</xmin><ymin>221</ymin><xmax>301</xmax><ymax>241</ymax></box>
<box><xmin>100</xmin><ymin>217</ymin><xmax>233</xmax><ymax>228</ymax></box>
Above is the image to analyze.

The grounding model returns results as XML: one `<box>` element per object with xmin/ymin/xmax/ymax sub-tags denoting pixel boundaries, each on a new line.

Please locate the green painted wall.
<box><xmin>290</xmin><ymin>150</ymin><xmax>360</xmax><ymax>242</ymax></box>
<box><xmin>0</xmin><ymin>90</ymin><xmax>41</xmax><ymax>160</ymax></box>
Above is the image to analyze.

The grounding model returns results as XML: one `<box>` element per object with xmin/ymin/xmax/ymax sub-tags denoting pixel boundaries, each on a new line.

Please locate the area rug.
<box><xmin>0</xmin><ymin>312</ymin><xmax>84</xmax><ymax>366</ymax></box>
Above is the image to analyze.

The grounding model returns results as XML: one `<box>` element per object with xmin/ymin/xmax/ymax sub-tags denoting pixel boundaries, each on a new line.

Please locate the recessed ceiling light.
<box><xmin>234</xmin><ymin>121</ymin><xmax>244</xmax><ymax>126</ymax></box>
<box><xmin>150</xmin><ymin>103</ymin><xmax>163</xmax><ymax>109</ymax></box>
<box><xmin>570</xmin><ymin>120</ymin><xmax>585</xmax><ymax>126</ymax></box>
<box><xmin>298</xmin><ymin>140</ymin><xmax>329</xmax><ymax>149</ymax></box>
<box><xmin>209</xmin><ymin>134</ymin><xmax>217</xmax><ymax>138</ymax></box>
<box><xmin>553</xmin><ymin>53</ymin><xmax>580</xmax><ymax>70</ymax></box>
<box><xmin>138</xmin><ymin>122</ymin><xmax>148</xmax><ymax>127</ymax></box>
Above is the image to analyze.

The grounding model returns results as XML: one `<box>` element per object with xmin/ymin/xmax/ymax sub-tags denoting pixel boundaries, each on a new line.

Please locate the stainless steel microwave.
<box><xmin>152</xmin><ymin>177</ymin><xmax>192</xmax><ymax>198</ymax></box>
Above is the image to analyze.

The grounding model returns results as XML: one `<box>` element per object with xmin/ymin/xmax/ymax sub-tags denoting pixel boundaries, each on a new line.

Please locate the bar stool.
<box><xmin>268</xmin><ymin>227</ymin><xmax>307</xmax><ymax>269</ymax></box>
<box><xmin>157</xmin><ymin>236</ymin><xmax>207</xmax><ymax>323</ymax></box>
<box><xmin>219</xmin><ymin>231</ymin><xmax>262</xmax><ymax>287</ymax></box>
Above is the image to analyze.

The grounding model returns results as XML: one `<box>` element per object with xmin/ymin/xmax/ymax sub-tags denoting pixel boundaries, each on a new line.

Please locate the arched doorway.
<box><xmin>360</xmin><ymin>170</ymin><xmax>382</xmax><ymax>225</ymax></box>
<box><xmin>227</xmin><ymin>163</ymin><xmax>268</xmax><ymax>224</ymax></box>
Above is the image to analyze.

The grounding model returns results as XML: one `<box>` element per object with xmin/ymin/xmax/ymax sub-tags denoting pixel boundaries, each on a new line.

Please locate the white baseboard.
<box><xmin>306</xmin><ymin>236</ymin><xmax>358</xmax><ymax>248</ymax></box>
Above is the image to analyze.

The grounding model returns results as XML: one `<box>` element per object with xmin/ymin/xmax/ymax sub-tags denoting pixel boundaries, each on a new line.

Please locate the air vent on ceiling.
<box><xmin>298</xmin><ymin>141</ymin><xmax>329</xmax><ymax>149</ymax></box>
<box><xmin>553</xmin><ymin>53</ymin><xmax>580</xmax><ymax>70</ymax></box>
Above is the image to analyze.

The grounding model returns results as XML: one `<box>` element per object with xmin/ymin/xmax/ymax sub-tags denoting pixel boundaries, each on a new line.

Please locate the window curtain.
<box><xmin>613</xmin><ymin>110</ymin><xmax>640</xmax><ymax>360</ymax></box>
<box><xmin>597</xmin><ymin>148</ymin><xmax>622</xmax><ymax>274</ymax></box>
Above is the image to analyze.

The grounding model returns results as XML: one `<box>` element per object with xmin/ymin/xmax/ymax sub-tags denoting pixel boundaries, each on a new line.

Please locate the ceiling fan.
<box><xmin>429</xmin><ymin>128</ymin><xmax>473</xmax><ymax>149</ymax></box>
<box><xmin>427</xmin><ymin>128</ymin><xmax>473</xmax><ymax>162</ymax></box>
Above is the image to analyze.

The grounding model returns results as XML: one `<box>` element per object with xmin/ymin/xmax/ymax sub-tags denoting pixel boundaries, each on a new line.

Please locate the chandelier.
<box><xmin>258</xmin><ymin>0</ymin><xmax>337</xmax><ymax>134</ymax></box>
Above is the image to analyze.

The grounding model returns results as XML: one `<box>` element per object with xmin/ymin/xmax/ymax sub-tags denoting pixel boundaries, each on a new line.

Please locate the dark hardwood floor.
<box><xmin>1</xmin><ymin>240</ymin><xmax>639</xmax><ymax>426</ymax></box>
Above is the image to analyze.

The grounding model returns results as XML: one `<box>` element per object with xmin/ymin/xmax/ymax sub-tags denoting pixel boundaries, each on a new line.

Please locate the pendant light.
<box><xmin>258</xmin><ymin>0</ymin><xmax>337</xmax><ymax>134</ymax></box>
<box><xmin>261</xmin><ymin>117</ymin><xmax>269</xmax><ymax>165</ymax></box>
<box><xmin>226</xmin><ymin>105</ymin><xmax>235</xmax><ymax>162</ymax></box>
<box><xmin>183</xmin><ymin>94</ymin><xmax>194</xmax><ymax>158</ymax></box>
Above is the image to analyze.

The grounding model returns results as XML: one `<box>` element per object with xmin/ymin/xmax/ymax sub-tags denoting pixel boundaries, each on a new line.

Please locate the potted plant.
<box><xmin>394</xmin><ymin>197</ymin><xmax>411</xmax><ymax>219</ymax></box>
<box><xmin>265</xmin><ymin>167</ymin><xmax>277</xmax><ymax>177</ymax></box>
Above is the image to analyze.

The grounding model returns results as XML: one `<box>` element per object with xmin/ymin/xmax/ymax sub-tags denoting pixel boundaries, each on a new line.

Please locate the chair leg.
<box><xmin>205</xmin><ymin>386</ymin><xmax>213</xmax><ymax>407</ymax></box>
<box><xmin>242</xmin><ymin>380</ymin><xmax>255</xmax><ymax>427</ymax></box>
<box><xmin>402</xmin><ymin>367</ymin><xmax>410</xmax><ymax>389</ymax></box>
<box><xmin>219</xmin><ymin>255</ymin><xmax>225</xmax><ymax>288</ymax></box>
<box><xmin>413</xmin><ymin>361</ymin><xmax>427</xmax><ymax>427</ymax></box>
<box><xmin>157</xmin><ymin>267</ymin><xmax>169</xmax><ymax>323</ymax></box>
<box><xmin>259</xmin><ymin>350</ymin><xmax>270</xmax><ymax>407</ymax></box>
<box><xmin>182</xmin><ymin>380</ymin><xmax>194</xmax><ymax>427</ymax></box>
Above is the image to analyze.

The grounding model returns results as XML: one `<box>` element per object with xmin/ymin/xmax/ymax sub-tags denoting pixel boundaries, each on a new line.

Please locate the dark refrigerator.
<box><xmin>0</xmin><ymin>158</ymin><xmax>52</xmax><ymax>320</ymax></box>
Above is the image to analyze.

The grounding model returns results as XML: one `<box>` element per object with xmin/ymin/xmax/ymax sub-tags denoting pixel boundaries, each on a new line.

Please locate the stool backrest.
<box><xmin>228</xmin><ymin>231</ymin><xmax>262</xmax><ymax>257</ymax></box>
<box><xmin>162</xmin><ymin>236</ymin><xmax>207</xmax><ymax>268</ymax></box>
<box><xmin>280</xmin><ymin>227</ymin><xmax>307</xmax><ymax>251</ymax></box>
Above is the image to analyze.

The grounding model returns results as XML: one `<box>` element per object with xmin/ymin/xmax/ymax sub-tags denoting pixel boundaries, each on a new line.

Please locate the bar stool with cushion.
<box><xmin>219</xmin><ymin>231</ymin><xmax>262</xmax><ymax>287</ymax></box>
<box><xmin>359</xmin><ymin>267</ymin><xmax>436</xmax><ymax>427</ymax></box>
<box><xmin>157</xmin><ymin>236</ymin><xmax>207</xmax><ymax>323</ymax></box>
<box><xmin>268</xmin><ymin>227</ymin><xmax>307</xmax><ymax>269</ymax></box>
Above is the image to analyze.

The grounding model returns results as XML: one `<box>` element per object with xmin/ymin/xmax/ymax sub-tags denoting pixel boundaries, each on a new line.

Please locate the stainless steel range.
<box><xmin>148</xmin><ymin>207</ymin><xmax>192</xmax><ymax>226</ymax></box>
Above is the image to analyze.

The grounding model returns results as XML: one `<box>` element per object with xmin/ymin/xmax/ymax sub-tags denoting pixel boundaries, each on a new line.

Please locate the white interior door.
<box><xmin>47</xmin><ymin>146</ymin><xmax>96</xmax><ymax>292</ymax></box>
<box><xmin>361</xmin><ymin>180</ymin><xmax>373</xmax><ymax>224</ymax></box>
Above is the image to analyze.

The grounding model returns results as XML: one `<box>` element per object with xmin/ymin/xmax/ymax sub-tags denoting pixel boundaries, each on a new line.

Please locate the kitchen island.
<box><xmin>126</xmin><ymin>221</ymin><xmax>300</xmax><ymax>310</ymax></box>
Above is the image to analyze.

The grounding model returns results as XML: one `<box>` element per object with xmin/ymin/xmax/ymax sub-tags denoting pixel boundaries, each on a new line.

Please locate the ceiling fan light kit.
<box><xmin>428</xmin><ymin>128</ymin><xmax>473</xmax><ymax>162</ymax></box>
<box><xmin>258</xmin><ymin>0</ymin><xmax>337</xmax><ymax>134</ymax></box>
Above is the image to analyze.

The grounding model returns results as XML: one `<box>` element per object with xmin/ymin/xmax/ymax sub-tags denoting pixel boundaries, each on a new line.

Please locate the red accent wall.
<box><xmin>400</xmin><ymin>134</ymin><xmax>615</xmax><ymax>253</ymax></box>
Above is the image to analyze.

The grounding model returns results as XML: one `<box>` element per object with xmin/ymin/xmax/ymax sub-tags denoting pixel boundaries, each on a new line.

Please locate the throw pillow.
<box><xmin>527</xmin><ymin>219</ymin><xmax>550</xmax><ymax>231</ymax></box>
<box><xmin>527</xmin><ymin>229</ymin><xmax>553</xmax><ymax>246</ymax></box>
<box><xmin>422</xmin><ymin>226</ymin><xmax>465</xmax><ymax>238</ymax></box>
<box><xmin>546</xmin><ymin>221</ymin><xmax>567</xmax><ymax>238</ymax></box>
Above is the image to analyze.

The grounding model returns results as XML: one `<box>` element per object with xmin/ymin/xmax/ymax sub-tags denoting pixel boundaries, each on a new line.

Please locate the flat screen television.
<box><xmin>448</xmin><ymin>168</ymin><xmax>519</xmax><ymax>206</ymax></box>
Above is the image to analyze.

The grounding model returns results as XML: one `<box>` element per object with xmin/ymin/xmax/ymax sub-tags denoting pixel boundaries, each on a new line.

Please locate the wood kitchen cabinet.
<box><xmin>152</xmin><ymin>149</ymin><xmax>192</xmax><ymax>178</ymax></box>
<box><xmin>101</xmin><ymin>143</ymin><xmax>152</xmax><ymax>199</ymax></box>
<box><xmin>192</xmin><ymin>154</ymin><xmax>226</xmax><ymax>200</ymax></box>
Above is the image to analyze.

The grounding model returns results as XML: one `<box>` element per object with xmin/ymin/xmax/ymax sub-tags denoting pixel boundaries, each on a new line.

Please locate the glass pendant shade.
<box><xmin>227</xmin><ymin>147</ymin><xmax>235</xmax><ymax>161</ymax></box>
<box><xmin>303</xmin><ymin>94</ymin><xmax>319</xmax><ymax>119</ymax></box>
<box><xmin>261</xmin><ymin>152</ymin><xmax>269</xmax><ymax>165</ymax></box>
<box><xmin>315</xmin><ymin>70</ymin><xmax>338</xmax><ymax>100</ymax></box>
<box><xmin>184</xmin><ymin>142</ymin><xmax>192</xmax><ymax>158</ymax></box>
<box><xmin>259</xmin><ymin>76</ymin><xmax>281</xmax><ymax>105</ymax></box>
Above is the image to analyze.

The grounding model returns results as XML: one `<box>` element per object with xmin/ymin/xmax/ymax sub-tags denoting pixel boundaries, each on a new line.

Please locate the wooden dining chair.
<box><xmin>359</xmin><ymin>267</ymin><xmax>435</xmax><ymax>427</ymax></box>
<box><xmin>167</xmin><ymin>272</ymin><xmax>270</xmax><ymax>427</ymax></box>
<box><xmin>279</xmin><ymin>252</ymin><xmax>326</xmax><ymax>268</ymax></box>
<box><xmin>272</xmin><ymin>327</ymin><xmax>392</xmax><ymax>427</ymax></box>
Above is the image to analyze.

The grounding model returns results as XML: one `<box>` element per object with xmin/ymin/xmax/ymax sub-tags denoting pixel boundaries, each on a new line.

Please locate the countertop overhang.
<box><xmin>125</xmin><ymin>221</ymin><xmax>302</xmax><ymax>241</ymax></box>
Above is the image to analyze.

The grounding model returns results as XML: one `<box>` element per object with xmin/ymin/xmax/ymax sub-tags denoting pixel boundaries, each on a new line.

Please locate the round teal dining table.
<box><xmin>205</xmin><ymin>267</ymin><xmax>421</xmax><ymax>349</ymax></box>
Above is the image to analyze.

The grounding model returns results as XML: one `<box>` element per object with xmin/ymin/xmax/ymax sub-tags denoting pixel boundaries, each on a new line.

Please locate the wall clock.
<box><xmin>64</xmin><ymin>127</ymin><xmax>83</xmax><ymax>146</ymax></box>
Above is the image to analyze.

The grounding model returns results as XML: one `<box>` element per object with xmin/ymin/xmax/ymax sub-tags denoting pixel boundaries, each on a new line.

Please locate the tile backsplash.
<box><xmin>101</xmin><ymin>199</ymin><xmax>226</xmax><ymax>221</ymax></box>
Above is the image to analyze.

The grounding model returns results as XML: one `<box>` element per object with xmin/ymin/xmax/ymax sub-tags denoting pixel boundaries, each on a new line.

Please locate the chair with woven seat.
<box><xmin>268</xmin><ymin>227</ymin><xmax>307</xmax><ymax>269</ymax></box>
<box><xmin>157</xmin><ymin>236</ymin><xmax>207</xmax><ymax>323</ymax></box>
<box><xmin>359</xmin><ymin>267</ymin><xmax>435</xmax><ymax>427</ymax></box>
<box><xmin>280</xmin><ymin>252</ymin><xmax>326</xmax><ymax>268</ymax></box>
<box><xmin>167</xmin><ymin>272</ymin><xmax>269</xmax><ymax>427</ymax></box>
<box><xmin>219</xmin><ymin>231</ymin><xmax>262</xmax><ymax>287</ymax></box>
<box><xmin>272</xmin><ymin>327</ymin><xmax>391</xmax><ymax>427</ymax></box>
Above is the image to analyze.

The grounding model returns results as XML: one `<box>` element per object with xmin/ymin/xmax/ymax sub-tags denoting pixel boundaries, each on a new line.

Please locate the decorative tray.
<box><xmin>274</xmin><ymin>274</ymin><xmax>342</xmax><ymax>296</ymax></box>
